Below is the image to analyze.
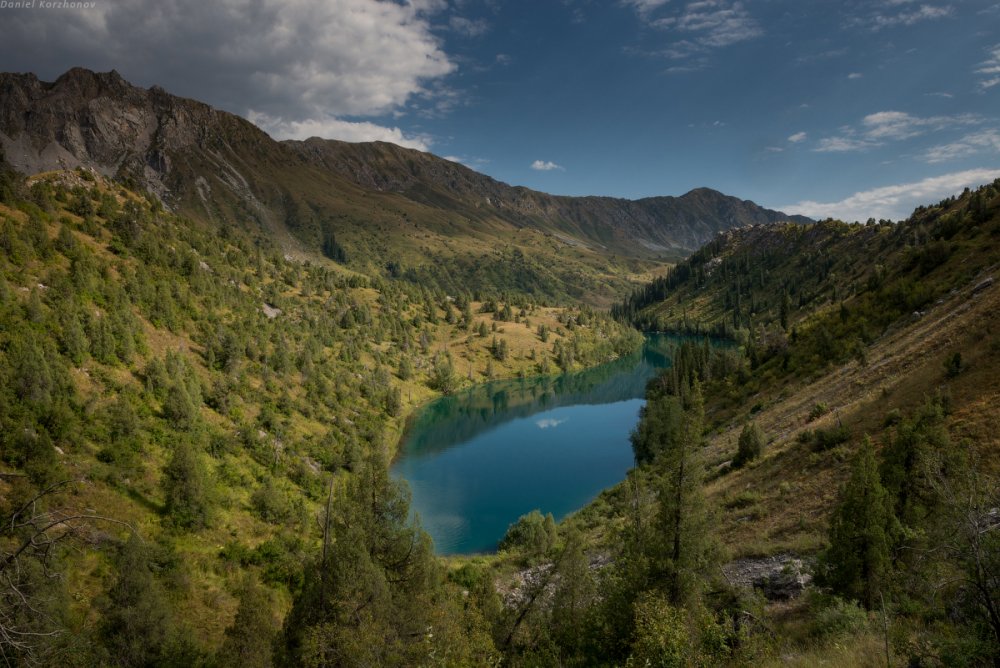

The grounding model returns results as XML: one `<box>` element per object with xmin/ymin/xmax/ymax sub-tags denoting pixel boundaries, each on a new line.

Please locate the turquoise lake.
<box><xmin>392</xmin><ymin>334</ymin><xmax>676</xmax><ymax>555</ymax></box>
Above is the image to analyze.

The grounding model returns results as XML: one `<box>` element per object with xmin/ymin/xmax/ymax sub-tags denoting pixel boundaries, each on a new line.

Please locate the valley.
<box><xmin>0</xmin><ymin>68</ymin><xmax>997</xmax><ymax>668</ymax></box>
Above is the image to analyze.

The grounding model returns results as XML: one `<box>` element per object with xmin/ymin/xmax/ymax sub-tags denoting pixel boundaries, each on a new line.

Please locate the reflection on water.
<box><xmin>402</xmin><ymin>336</ymin><xmax>672</xmax><ymax>459</ymax></box>
<box><xmin>393</xmin><ymin>334</ymin><xmax>679</xmax><ymax>555</ymax></box>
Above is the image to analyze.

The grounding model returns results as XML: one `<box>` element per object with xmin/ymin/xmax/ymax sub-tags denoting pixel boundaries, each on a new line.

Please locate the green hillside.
<box><xmin>527</xmin><ymin>180</ymin><xmax>1000</xmax><ymax>666</ymax></box>
<box><xmin>0</xmin><ymin>166</ymin><xmax>640</xmax><ymax>665</ymax></box>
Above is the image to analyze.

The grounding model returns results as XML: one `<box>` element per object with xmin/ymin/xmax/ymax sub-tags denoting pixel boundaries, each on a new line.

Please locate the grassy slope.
<box><xmin>0</xmin><ymin>169</ymin><xmax>642</xmax><ymax>653</ymax></box>
<box><xmin>614</xmin><ymin>183</ymin><xmax>1000</xmax><ymax>558</ymax></box>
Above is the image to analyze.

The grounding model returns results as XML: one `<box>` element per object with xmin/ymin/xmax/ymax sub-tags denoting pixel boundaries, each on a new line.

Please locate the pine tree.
<box><xmin>650</xmin><ymin>382</ymin><xmax>716</xmax><ymax>605</ymax></box>
<box><xmin>819</xmin><ymin>438</ymin><xmax>897</xmax><ymax>609</ymax></box>
<box><xmin>550</xmin><ymin>528</ymin><xmax>597</xmax><ymax>655</ymax></box>
<box><xmin>100</xmin><ymin>536</ymin><xmax>173</xmax><ymax>667</ymax></box>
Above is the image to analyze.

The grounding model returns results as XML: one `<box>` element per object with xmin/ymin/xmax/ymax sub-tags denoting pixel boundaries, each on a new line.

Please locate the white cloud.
<box><xmin>815</xmin><ymin>111</ymin><xmax>984</xmax><ymax>152</ymax></box>
<box><xmin>248</xmin><ymin>112</ymin><xmax>432</xmax><ymax>151</ymax></box>
<box><xmin>536</xmin><ymin>418</ymin><xmax>567</xmax><ymax>429</ymax></box>
<box><xmin>848</xmin><ymin>72</ymin><xmax>864</xmax><ymax>79</ymax></box>
<box><xmin>815</xmin><ymin>137</ymin><xmax>880</xmax><ymax>153</ymax></box>
<box><xmin>788</xmin><ymin>131</ymin><xmax>807</xmax><ymax>143</ymax></box>
<box><xmin>923</xmin><ymin>130</ymin><xmax>1000</xmax><ymax>163</ymax></box>
<box><xmin>449</xmin><ymin>16</ymin><xmax>489</xmax><ymax>37</ymax></box>
<box><xmin>0</xmin><ymin>0</ymin><xmax>456</xmax><ymax>143</ymax></box>
<box><xmin>976</xmin><ymin>44</ymin><xmax>1000</xmax><ymax>90</ymax></box>
<box><xmin>868</xmin><ymin>3</ymin><xmax>953</xmax><ymax>30</ymax></box>
<box><xmin>531</xmin><ymin>160</ymin><xmax>564</xmax><ymax>171</ymax></box>
<box><xmin>626</xmin><ymin>0</ymin><xmax>761</xmax><ymax>62</ymax></box>
<box><xmin>621</xmin><ymin>0</ymin><xmax>672</xmax><ymax>18</ymax></box>
<box><xmin>653</xmin><ymin>1</ymin><xmax>762</xmax><ymax>47</ymax></box>
<box><xmin>863</xmin><ymin>110</ymin><xmax>980</xmax><ymax>140</ymax></box>
<box><xmin>778</xmin><ymin>169</ymin><xmax>1000</xmax><ymax>221</ymax></box>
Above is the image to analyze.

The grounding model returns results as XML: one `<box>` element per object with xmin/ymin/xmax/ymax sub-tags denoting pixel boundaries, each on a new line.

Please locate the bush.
<box><xmin>809</xmin><ymin>595</ymin><xmax>870</xmax><ymax>639</ymax></box>
<box><xmin>811</xmin><ymin>424</ymin><xmax>851</xmax><ymax>452</ymax></box>
<box><xmin>944</xmin><ymin>351</ymin><xmax>964</xmax><ymax>378</ymax></box>
<box><xmin>498</xmin><ymin>509</ymin><xmax>557</xmax><ymax>558</ymax></box>
<box><xmin>732</xmin><ymin>422</ymin><xmax>764</xmax><ymax>468</ymax></box>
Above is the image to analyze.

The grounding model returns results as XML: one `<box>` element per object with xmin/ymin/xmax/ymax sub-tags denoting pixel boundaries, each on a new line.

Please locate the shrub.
<box><xmin>498</xmin><ymin>509</ymin><xmax>557</xmax><ymax>558</ymax></box>
<box><xmin>809</xmin><ymin>595</ymin><xmax>870</xmax><ymax>639</ymax></box>
<box><xmin>732</xmin><ymin>422</ymin><xmax>764</xmax><ymax>468</ymax></box>
<box><xmin>944</xmin><ymin>351</ymin><xmax>964</xmax><ymax>378</ymax></box>
<box><xmin>811</xmin><ymin>424</ymin><xmax>851</xmax><ymax>452</ymax></box>
<box><xmin>808</xmin><ymin>402</ymin><xmax>829</xmax><ymax>421</ymax></box>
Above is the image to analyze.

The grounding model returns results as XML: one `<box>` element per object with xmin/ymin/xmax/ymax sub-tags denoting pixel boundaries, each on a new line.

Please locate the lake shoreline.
<box><xmin>392</xmin><ymin>334</ymin><xmax>688</xmax><ymax>555</ymax></box>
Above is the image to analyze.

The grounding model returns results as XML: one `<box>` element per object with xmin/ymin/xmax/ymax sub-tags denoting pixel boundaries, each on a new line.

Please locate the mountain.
<box><xmin>0</xmin><ymin>68</ymin><xmax>808</xmax><ymax>302</ymax></box>
<box><xmin>285</xmin><ymin>138</ymin><xmax>812</xmax><ymax>253</ymax></box>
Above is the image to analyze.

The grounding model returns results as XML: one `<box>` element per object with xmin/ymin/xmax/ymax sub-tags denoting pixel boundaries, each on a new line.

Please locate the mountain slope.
<box><xmin>0</xmin><ymin>68</ymin><xmax>808</xmax><ymax>302</ymax></box>
<box><xmin>0</xmin><ymin>168</ymin><xmax>640</xmax><ymax>662</ymax></box>
<box><xmin>286</xmin><ymin>138</ymin><xmax>811</xmax><ymax>255</ymax></box>
<box><xmin>503</xmin><ymin>178</ymin><xmax>1000</xmax><ymax>667</ymax></box>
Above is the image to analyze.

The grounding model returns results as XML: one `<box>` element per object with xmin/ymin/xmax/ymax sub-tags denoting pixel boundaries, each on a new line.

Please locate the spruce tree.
<box><xmin>649</xmin><ymin>382</ymin><xmax>716</xmax><ymax>606</ymax></box>
<box><xmin>819</xmin><ymin>438</ymin><xmax>897</xmax><ymax>609</ymax></box>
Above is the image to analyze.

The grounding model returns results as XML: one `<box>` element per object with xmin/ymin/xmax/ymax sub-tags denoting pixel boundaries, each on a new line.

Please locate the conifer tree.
<box><xmin>100</xmin><ymin>536</ymin><xmax>173</xmax><ymax>667</ymax></box>
<box><xmin>651</xmin><ymin>382</ymin><xmax>716</xmax><ymax>605</ymax></box>
<box><xmin>819</xmin><ymin>438</ymin><xmax>897</xmax><ymax>609</ymax></box>
<box><xmin>732</xmin><ymin>422</ymin><xmax>764</xmax><ymax>468</ymax></box>
<box><xmin>162</xmin><ymin>440</ymin><xmax>210</xmax><ymax>530</ymax></box>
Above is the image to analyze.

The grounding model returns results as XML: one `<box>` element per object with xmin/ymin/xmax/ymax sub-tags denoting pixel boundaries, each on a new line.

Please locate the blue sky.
<box><xmin>3</xmin><ymin>0</ymin><xmax>1000</xmax><ymax>220</ymax></box>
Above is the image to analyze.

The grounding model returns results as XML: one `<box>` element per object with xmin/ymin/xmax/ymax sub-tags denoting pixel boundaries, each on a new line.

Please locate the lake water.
<box><xmin>392</xmin><ymin>334</ymin><xmax>675</xmax><ymax>555</ymax></box>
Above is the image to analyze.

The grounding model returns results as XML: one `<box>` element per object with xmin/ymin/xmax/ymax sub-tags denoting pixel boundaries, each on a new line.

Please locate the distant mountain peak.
<box><xmin>0</xmin><ymin>67</ymin><xmax>811</xmax><ymax>300</ymax></box>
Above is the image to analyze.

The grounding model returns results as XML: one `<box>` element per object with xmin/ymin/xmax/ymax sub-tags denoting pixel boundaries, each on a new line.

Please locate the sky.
<box><xmin>2</xmin><ymin>0</ymin><xmax>999</xmax><ymax>221</ymax></box>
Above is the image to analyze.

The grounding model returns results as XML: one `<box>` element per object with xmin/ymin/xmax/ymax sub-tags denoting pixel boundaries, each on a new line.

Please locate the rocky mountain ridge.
<box><xmin>0</xmin><ymin>68</ymin><xmax>809</xmax><ymax>299</ymax></box>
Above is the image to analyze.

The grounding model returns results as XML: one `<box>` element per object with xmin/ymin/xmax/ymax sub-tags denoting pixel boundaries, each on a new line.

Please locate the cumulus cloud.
<box><xmin>0</xmin><ymin>0</ymin><xmax>456</xmax><ymax>144</ymax></box>
<box><xmin>778</xmin><ymin>169</ymin><xmax>1000</xmax><ymax>221</ymax></box>
<box><xmin>867</xmin><ymin>110</ymin><xmax>981</xmax><ymax>139</ymax></box>
<box><xmin>536</xmin><ymin>418</ymin><xmax>567</xmax><ymax>429</ymax></box>
<box><xmin>788</xmin><ymin>132</ymin><xmax>807</xmax><ymax>143</ymax></box>
<box><xmin>976</xmin><ymin>44</ymin><xmax>1000</xmax><ymax>90</ymax></box>
<box><xmin>531</xmin><ymin>160</ymin><xmax>564</xmax><ymax>171</ymax></box>
<box><xmin>848</xmin><ymin>72</ymin><xmax>864</xmax><ymax>79</ymax></box>
<box><xmin>815</xmin><ymin>137</ymin><xmax>880</xmax><ymax>153</ymax></box>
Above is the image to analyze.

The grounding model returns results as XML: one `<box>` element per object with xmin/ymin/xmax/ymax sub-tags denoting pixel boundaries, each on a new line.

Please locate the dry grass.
<box><xmin>705</xmin><ymin>268</ymin><xmax>1000</xmax><ymax>557</ymax></box>
<box><xmin>761</xmin><ymin>631</ymin><xmax>896</xmax><ymax>668</ymax></box>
